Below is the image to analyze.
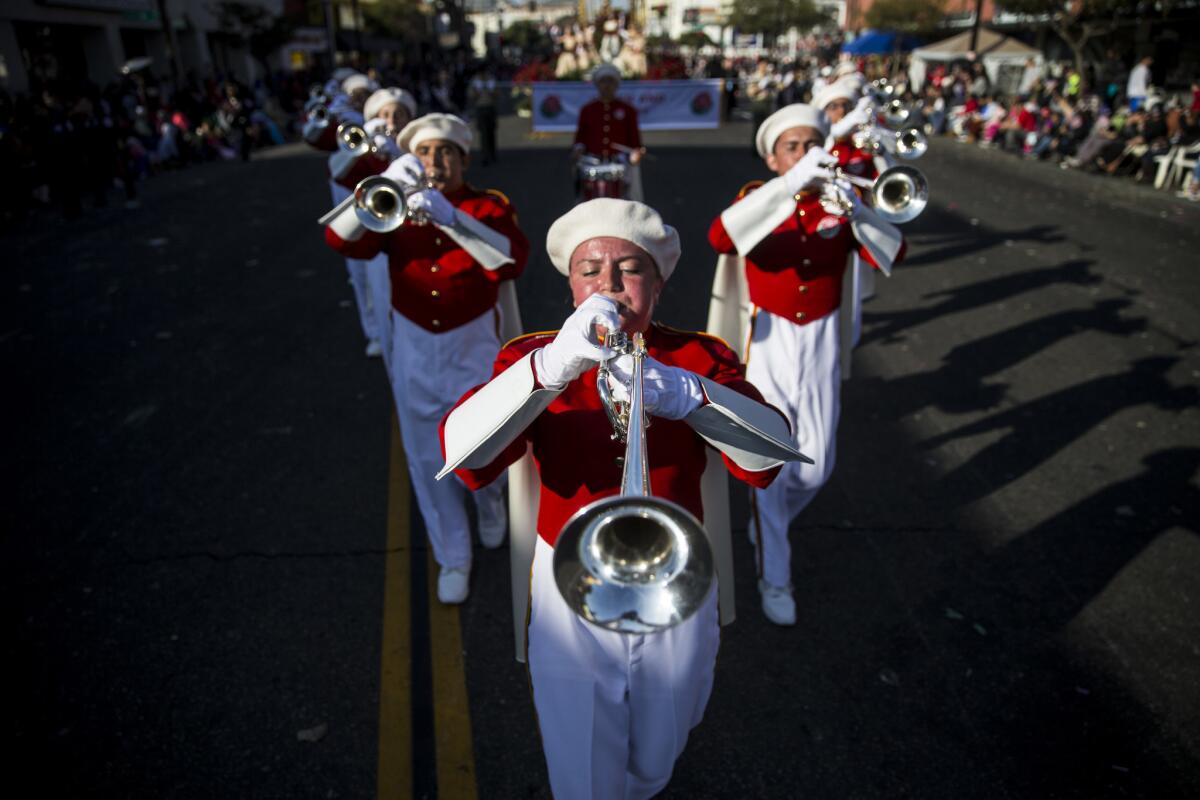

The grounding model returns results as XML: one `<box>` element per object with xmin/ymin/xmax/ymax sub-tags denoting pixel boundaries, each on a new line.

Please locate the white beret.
<box><xmin>342</xmin><ymin>73</ymin><xmax>371</xmax><ymax>94</ymax></box>
<box><xmin>812</xmin><ymin>77</ymin><xmax>859</xmax><ymax>111</ymax></box>
<box><xmin>592</xmin><ymin>63</ymin><xmax>621</xmax><ymax>84</ymax></box>
<box><xmin>397</xmin><ymin>113</ymin><xmax>473</xmax><ymax>154</ymax></box>
<box><xmin>755</xmin><ymin>103</ymin><xmax>830</xmax><ymax>158</ymax></box>
<box><xmin>364</xmin><ymin>87</ymin><xmax>417</xmax><ymax>121</ymax></box>
<box><xmin>546</xmin><ymin>199</ymin><xmax>681</xmax><ymax>281</ymax></box>
<box><xmin>839</xmin><ymin>72</ymin><xmax>867</xmax><ymax>94</ymax></box>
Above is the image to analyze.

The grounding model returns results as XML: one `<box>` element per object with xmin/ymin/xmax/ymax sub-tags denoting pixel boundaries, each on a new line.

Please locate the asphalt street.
<box><xmin>6</xmin><ymin>116</ymin><xmax>1200</xmax><ymax>799</ymax></box>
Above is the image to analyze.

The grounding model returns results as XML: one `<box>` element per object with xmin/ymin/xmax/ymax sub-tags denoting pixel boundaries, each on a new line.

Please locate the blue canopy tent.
<box><xmin>841</xmin><ymin>30</ymin><xmax>921</xmax><ymax>55</ymax></box>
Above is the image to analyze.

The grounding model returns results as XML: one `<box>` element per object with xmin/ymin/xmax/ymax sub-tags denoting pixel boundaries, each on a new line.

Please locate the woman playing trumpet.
<box><xmin>706</xmin><ymin>103</ymin><xmax>909</xmax><ymax>626</ymax></box>
<box><xmin>440</xmin><ymin>199</ymin><xmax>804</xmax><ymax>799</ymax></box>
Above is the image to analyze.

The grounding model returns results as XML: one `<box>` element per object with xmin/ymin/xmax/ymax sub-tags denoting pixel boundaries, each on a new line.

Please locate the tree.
<box><xmin>213</xmin><ymin>1</ymin><xmax>293</xmax><ymax>73</ymax></box>
<box><xmin>725</xmin><ymin>0</ymin><xmax>830</xmax><ymax>46</ymax></box>
<box><xmin>999</xmin><ymin>0</ymin><xmax>1175</xmax><ymax>79</ymax></box>
<box><xmin>502</xmin><ymin>20</ymin><xmax>555</xmax><ymax>60</ymax></box>
<box><xmin>864</xmin><ymin>0</ymin><xmax>947</xmax><ymax>33</ymax></box>
<box><xmin>360</xmin><ymin>0</ymin><xmax>430</xmax><ymax>42</ymax></box>
<box><xmin>679</xmin><ymin>30</ymin><xmax>715</xmax><ymax>50</ymax></box>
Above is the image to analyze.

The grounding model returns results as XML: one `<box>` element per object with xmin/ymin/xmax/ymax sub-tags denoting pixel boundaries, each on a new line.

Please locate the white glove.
<box><xmin>783</xmin><ymin>147</ymin><xmax>838</xmax><ymax>195</ymax></box>
<box><xmin>534</xmin><ymin>294</ymin><xmax>620</xmax><ymax>389</ymax></box>
<box><xmin>606</xmin><ymin>355</ymin><xmax>705</xmax><ymax>421</ymax></box>
<box><xmin>829</xmin><ymin>177</ymin><xmax>865</xmax><ymax>218</ymax></box>
<box><xmin>829</xmin><ymin>106</ymin><xmax>872</xmax><ymax>140</ymax></box>
<box><xmin>406</xmin><ymin>189</ymin><xmax>456</xmax><ymax>226</ymax></box>
<box><xmin>855</xmin><ymin>94</ymin><xmax>875</xmax><ymax>115</ymax></box>
<box><xmin>382</xmin><ymin>153</ymin><xmax>425</xmax><ymax>188</ymax></box>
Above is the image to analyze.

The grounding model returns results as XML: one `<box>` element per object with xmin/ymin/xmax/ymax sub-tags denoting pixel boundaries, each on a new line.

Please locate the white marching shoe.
<box><xmin>437</xmin><ymin>566</ymin><xmax>470</xmax><ymax>604</ymax></box>
<box><xmin>476</xmin><ymin>494</ymin><xmax>508</xmax><ymax>549</ymax></box>
<box><xmin>758</xmin><ymin>579</ymin><xmax>796</xmax><ymax>626</ymax></box>
<box><xmin>365</xmin><ymin>339</ymin><xmax>383</xmax><ymax>358</ymax></box>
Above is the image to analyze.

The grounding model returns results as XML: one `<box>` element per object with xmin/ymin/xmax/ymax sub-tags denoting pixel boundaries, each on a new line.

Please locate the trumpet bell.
<box><xmin>353</xmin><ymin>176</ymin><xmax>407</xmax><ymax>233</ymax></box>
<box><xmin>553</xmin><ymin>495</ymin><xmax>715</xmax><ymax>634</ymax></box>
<box><xmin>871</xmin><ymin>165</ymin><xmax>928</xmax><ymax>224</ymax></box>
<box><xmin>894</xmin><ymin>127</ymin><xmax>928</xmax><ymax>159</ymax></box>
<box><xmin>307</xmin><ymin>104</ymin><xmax>330</xmax><ymax>129</ymax></box>
<box><xmin>883</xmin><ymin>99</ymin><xmax>910</xmax><ymax>129</ymax></box>
<box><xmin>336</xmin><ymin>122</ymin><xmax>371</xmax><ymax>155</ymax></box>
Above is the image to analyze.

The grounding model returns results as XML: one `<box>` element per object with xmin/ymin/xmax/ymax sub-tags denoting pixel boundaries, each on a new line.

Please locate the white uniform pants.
<box><xmin>365</xmin><ymin>252</ymin><xmax>392</xmax><ymax>369</ymax></box>
<box><xmin>389</xmin><ymin>310</ymin><xmax>506</xmax><ymax>571</ymax></box>
<box><xmin>745</xmin><ymin>309</ymin><xmax>841</xmax><ymax>588</ymax></box>
<box><xmin>528</xmin><ymin>537</ymin><xmax>719</xmax><ymax>800</ymax></box>
<box><xmin>330</xmin><ymin>180</ymin><xmax>377</xmax><ymax>344</ymax></box>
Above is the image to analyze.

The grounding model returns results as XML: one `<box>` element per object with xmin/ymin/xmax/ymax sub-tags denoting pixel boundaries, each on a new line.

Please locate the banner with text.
<box><xmin>530</xmin><ymin>80</ymin><xmax>722</xmax><ymax>132</ymax></box>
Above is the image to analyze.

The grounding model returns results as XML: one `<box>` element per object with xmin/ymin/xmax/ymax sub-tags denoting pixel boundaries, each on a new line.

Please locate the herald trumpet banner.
<box><xmin>553</xmin><ymin>331</ymin><xmax>715</xmax><ymax>634</ymax></box>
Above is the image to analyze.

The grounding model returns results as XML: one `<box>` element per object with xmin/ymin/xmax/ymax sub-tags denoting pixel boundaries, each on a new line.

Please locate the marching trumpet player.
<box><xmin>439</xmin><ymin>199</ymin><xmax>804</xmax><ymax>799</ymax></box>
<box><xmin>323</xmin><ymin>113</ymin><xmax>529</xmax><ymax>603</ymax></box>
<box><xmin>706</xmin><ymin>104</ymin><xmax>907</xmax><ymax>626</ymax></box>
<box><xmin>354</xmin><ymin>88</ymin><xmax>418</xmax><ymax>370</ymax></box>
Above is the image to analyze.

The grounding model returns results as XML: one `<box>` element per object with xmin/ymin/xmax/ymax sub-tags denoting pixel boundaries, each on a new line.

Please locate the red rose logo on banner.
<box><xmin>691</xmin><ymin>91</ymin><xmax>713</xmax><ymax>115</ymax></box>
<box><xmin>541</xmin><ymin>95</ymin><xmax>563</xmax><ymax>118</ymax></box>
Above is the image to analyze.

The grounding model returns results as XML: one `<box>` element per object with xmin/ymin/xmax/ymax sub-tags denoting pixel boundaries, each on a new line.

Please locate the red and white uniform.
<box><xmin>443</xmin><ymin>324</ymin><xmax>781</xmax><ymax>799</ymax></box>
<box><xmin>709</xmin><ymin>182</ymin><xmax>905</xmax><ymax>588</ymax></box>
<box><xmin>326</xmin><ymin>186</ymin><xmax>529</xmax><ymax>572</ymax></box>
<box><xmin>573</xmin><ymin>97</ymin><xmax>642</xmax><ymax>160</ymax></box>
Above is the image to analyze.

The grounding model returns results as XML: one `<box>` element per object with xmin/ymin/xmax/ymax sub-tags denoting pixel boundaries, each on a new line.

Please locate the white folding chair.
<box><xmin>1153</xmin><ymin>144</ymin><xmax>1179</xmax><ymax>189</ymax></box>
<box><xmin>1174</xmin><ymin>142</ymin><xmax>1200</xmax><ymax>190</ymax></box>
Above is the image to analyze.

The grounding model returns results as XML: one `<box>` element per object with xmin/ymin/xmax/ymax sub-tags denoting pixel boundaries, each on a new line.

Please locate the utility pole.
<box><xmin>155</xmin><ymin>0</ymin><xmax>183</xmax><ymax>86</ymax></box>
<box><xmin>968</xmin><ymin>0</ymin><xmax>984</xmax><ymax>54</ymax></box>
<box><xmin>323</xmin><ymin>0</ymin><xmax>339</xmax><ymax>69</ymax></box>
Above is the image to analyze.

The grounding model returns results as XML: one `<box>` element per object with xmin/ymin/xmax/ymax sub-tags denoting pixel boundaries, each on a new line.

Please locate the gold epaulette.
<box><xmin>736</xmin><ymin>180</ymin><xmax>765</xmax><ymax>200</ymax></box>
<box><xmin>484</xmin><ymin>188</ymin><xmax>511</xmax><ymax>206</ymax></box>
<box><xmin>503</xmin><ymin>329</ymin><xmax>558</xmax><ymax>350</ymax></box>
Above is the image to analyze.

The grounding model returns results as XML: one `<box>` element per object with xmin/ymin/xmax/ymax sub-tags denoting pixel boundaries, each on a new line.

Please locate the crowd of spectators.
<box><xmin>724</xmin><ymin>48</ymin><xmax>1200</xmax><ymax>201</ymax></box>
<box><xmin>0</xmin><ymin>68</ymin><xmax>307</xmax><ymax>227</ymax></box>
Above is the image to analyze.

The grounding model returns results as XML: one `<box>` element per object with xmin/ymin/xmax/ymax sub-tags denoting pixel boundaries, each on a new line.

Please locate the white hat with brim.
<box><xmin>342</xmin><ymin>74</ymin><xmax>372</xmax><ymax>94</ymax></box>
<box><xmin>397</xmin><ymin>113</ymin><xmax>473</xmax><ymax>154</ymax></box>
<box><xmin>755</xmin><ymin>103</ymin><xmax>830</xmax><ymax>159</ymax></box>
<box><xmin>546</xmin><ymin>199</ymin><xmax>681</xmax><ymax>282</ymax></box>
<box><xmin>812</xmin><ymin>77</ymin><xmax>859</xmax><ymax>111</ymax></box>
<box><xmin>364</xmin><ymin>87</ymin><xmax>418</xmax><ymax>121</ymax></box>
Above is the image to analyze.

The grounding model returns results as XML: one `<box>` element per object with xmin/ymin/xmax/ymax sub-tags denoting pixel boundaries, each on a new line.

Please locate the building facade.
<box><xmin>0</xmin><ymin>0</ymin><xmax>283</xmax><ymax>95</ymax></box>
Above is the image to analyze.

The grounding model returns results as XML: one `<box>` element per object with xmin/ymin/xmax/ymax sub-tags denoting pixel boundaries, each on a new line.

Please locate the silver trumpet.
<box><xmin>882</xmin><ymin>98</ymin><xmax>911</xmax><ymax>129</ymax></box>
<box><xmin>553</xmin><ymin>331</ymin><xmax>715</xmax><ymax>634</ymax></box>
<box><xmin>351</xmin><ymin>173</ymin><xmax>441</xmax><ymax>232</ymax></box>
<box><xmin>852</xmin><ymin>125</ymin><xmax>928</xmax><ymax>160</ymax></box>
<box><xmin>822</xmin><ymin>165</ymin><xmax>929</xmax><ymax>224</ymax></box>
<box><xmin>353</xmin><ymin>176</ymin><xmax>408</xmax><ymax>232</ymax></box>
<box><xmin>336</xmin><ymin>122</ymin><xmax>374</xmax><ymax>156</ymax></box>
<box><xmin>306</xmin><ymin>103</ymin><xmax>330</xmax><ymax>130</ymax></box>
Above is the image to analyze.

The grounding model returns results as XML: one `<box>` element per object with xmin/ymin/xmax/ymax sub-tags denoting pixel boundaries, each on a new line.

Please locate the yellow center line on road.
<box><xmin>426</xmin><ymin>548</ymin><xmax>479</xmax><ymax>799</ymax></box>
<box><xmin>377</xmin><ymin>415</ymin><xmax>412</xmax><ymax>798</ymax></box>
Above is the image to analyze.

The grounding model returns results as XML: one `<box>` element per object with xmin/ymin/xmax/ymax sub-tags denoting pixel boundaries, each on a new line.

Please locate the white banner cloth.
<box><xmin>531</xmin><ymin>80</ymin><xmax>722</xmax><ymax>132</ymax></box>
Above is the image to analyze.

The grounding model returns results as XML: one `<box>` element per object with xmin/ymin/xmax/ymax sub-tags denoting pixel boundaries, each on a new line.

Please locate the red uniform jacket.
<box><xmin>573</xmin><ymin>98</ymin><xmax>642</xmax><ymax>159</ymax></box>
<box><xmin>708</xmin><ymin>182</ymin><xmax>906</xmax><ymax>326</ymax></box>
<box><xmin>325</xmin><ymin>185</ymin><xmax>529</xmax><ymax>332</ymax></box>
<box><xmin>443</xmin><ymin>324</ymin><xmax>783</xmax><ymax>546</ymax></box>
<box><xmin>304</xmin><ymin>117</ymin><xmax>339</xmax><ymax>152</ymax></box>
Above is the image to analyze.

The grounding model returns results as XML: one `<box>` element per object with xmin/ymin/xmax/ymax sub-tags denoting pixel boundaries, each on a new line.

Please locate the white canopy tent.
<box><xmin>909</xmin><ymin>28</ymin><xmax>1043</xmax><ymax>95</ymax></box>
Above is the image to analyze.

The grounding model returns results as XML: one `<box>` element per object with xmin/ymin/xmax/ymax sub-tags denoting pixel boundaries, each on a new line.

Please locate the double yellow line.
<box><xmin>377</xmin><ymin>416</ymin><xmax>478</xmax><ymax>799</ymax></box>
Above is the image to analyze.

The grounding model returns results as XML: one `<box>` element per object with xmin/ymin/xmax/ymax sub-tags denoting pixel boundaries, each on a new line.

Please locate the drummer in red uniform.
<box><xmin>322</xmin><ymin>113</ymin><xmax>530</xmax><ymax>604</ymax></box>
<box><xmin>572</xmin><ymin>63</ymin><xmax>645</xmax><ymax>199</ymax></box>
